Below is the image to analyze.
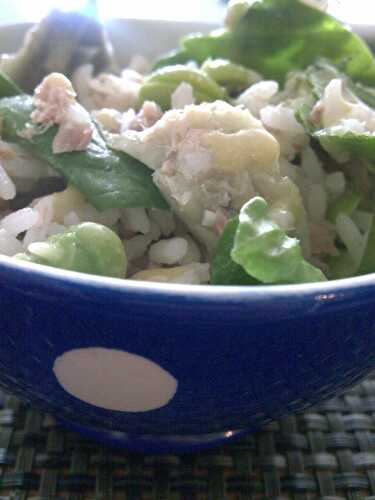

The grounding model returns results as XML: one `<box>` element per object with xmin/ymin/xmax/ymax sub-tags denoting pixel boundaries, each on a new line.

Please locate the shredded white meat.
<box><xmin>109</xmin><ymin>100</ymin><xmax>308</xmax><ymax>253</ymax></box>
<box><xmin>72</xmin><ymin>64</ymin><xmax>144</xmax><ymax>112</ymax></box>
<box><xmin>31</xmin><ymin>72</ymin><xmax>93</xmax><ymax>154</ymax></box>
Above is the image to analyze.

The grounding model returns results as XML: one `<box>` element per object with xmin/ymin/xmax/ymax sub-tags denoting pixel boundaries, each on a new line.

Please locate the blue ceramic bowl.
<box><xmin>1</xmin><ymin>254</ymin><xmax>375</xmax><ymax>452</ymax></box>
<box><xmin>1</xmin><ymin>19</ymin><xmax>375</xmax><ymax>453</ymax></box>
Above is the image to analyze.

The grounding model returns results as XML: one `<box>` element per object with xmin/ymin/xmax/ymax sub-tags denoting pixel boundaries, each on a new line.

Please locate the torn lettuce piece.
<box><xmin>16</xmin><ymin>222</ymin><xmax>127</xmax><ymax>278</ymax></box>
<box><xmin>0</xmin><ymin>70</ymin><xmax>22</xmax><ymax>98</ymax></box>
<box><xmin>154</xmin><ymin>0</ymin><xmax>375</xmax><ymax>85</ymax></box>
<box><xmin>211</xmin><ymin>217</ymin><xmax>258</xmax><ymax>285</ymax></box>
<box><xmin>294</xmin><ymin>59</ymin><xmax>375</xmax><ymax>119</ymax></box>
<box><xmin>231</xmin><ymin>197</ymin><xmax>326</xmax><ymax>284</ymax></box>
<box><xmin>288</xmin><ymin>62</ymin><xmax>375</xmax><ymax>165</ymax></box>
<box><xmin>314</xmin><ymin>129</ymin><xmax>375</xmax><ymax>164</ymax></box>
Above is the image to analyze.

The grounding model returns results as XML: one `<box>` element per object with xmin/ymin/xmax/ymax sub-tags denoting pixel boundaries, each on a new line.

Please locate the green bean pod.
<box><xmin>139</xmin><ymin>64</ymin><xmax>226</xmax><ymax>109</ymax></box>
<box><xmin>201</xmin><ymin>58</ymin><xmax>261</xmax><ymax>93</ymax></box>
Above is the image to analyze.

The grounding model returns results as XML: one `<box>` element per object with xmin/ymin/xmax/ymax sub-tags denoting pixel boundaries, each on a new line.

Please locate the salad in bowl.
<box><xmin>0</xmin><ymin>0</ymin><xmax>375</xmax><ymax>453</ymax></box>
<box><xmin>0</xmin><ymin>0</ymin><xmax>375</xmax><ymax>286</ymax></box>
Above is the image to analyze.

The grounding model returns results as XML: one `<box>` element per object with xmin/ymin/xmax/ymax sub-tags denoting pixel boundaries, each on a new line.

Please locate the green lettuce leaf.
<box><xmin>288</xmin><ymin>60</ymin><xmax>375</xmax><ymax>165</ymax></box>
<box><xmin>211</xmin><ymin>217</ymin><xmax>259</xmax><ymax>285</ymax></box>
<box><xmin>314</xmin><ymin>129</ymin><xmax>375</xmax><ymax>164</ymax></box>
<box><xmin>0</xmin><ymin>70</ymin><xmax>22</xmax><ymax>98</ymax></box>
<box><xmin>155</xmin><ymin>0</ymin><xmax>375</xmax><ymax>85</ymax></box>
<box><xmin>231</xmin><ymin>197</ymin><xmax>327</xmax><ymax>284</ymax></box>
<box><xmin>0</xmin><ymin>95</ymin><xmax>168</xmax><ymax>211</ymax></box>
<box><xmin>358</xmin><ymin>215</ymin><xmax>375</xmax><ymax>276</ymax></box>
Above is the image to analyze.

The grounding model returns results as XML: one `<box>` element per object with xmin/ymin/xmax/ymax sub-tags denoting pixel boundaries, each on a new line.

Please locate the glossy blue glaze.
<box><xmin>1</xmin><ymin>255</ymin><xmax>375</xmax><ymax>452</ymax></box>
<box><xmin>60</xmin><ymin>418</ymin><xmax>248</xmax><ymax>454</ymax></box>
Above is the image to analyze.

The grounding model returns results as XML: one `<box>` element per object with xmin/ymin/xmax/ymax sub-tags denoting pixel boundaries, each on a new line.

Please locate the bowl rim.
<box><xmin>0</xmin><ymin>18</ymin><xmax>375</xmax><ymax>302</ymax></box>
<box><xmin>2</xmin><ymin>252</ymin><xmax>375</xmax><ymax>303</ymax></box>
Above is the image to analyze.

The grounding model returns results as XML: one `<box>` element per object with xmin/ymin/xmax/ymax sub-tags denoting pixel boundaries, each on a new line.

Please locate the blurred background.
<box><xmin>0</xmin><ymin>0</ymin><xmax>374</xmax><ymax>25</ymax></box>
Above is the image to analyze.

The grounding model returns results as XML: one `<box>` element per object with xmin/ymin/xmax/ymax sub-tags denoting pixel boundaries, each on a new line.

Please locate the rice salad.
<box><xmin>0</xmin><ymin>0</ymin><xmax>375</xmax><ymax>285</ymax></box>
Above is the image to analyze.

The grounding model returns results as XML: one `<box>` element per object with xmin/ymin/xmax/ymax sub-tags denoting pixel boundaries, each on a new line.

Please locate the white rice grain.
<box><xmin>149</xmin><ymin>209</ymin><xmax>175</xmax><ymax>237</ymax></box>
<box><xmin>325</xmin><ymin>171</ymin><xmax>346</xmax><ymax>197</ymax></box>
<box><xmin>1</xmin><ymin>208</ymin><xmax>39</xmax><ymax>236</ymax></box>
<box><xmin>23</xmin><ymin>226</ymin><xmax>47</xmax><ymax>247</ymax></box>
<box><xmin>177</xmin><ymin>264</ymin><xmax>209</xmax><ymax>284</ymax></box>
<box><xmin>0</xmin><ymin>228</ymin><xmax>23</xmax><ymax>256</ymax></box>
<box><xmin>149</xmin><ymin>220</ymin><xmax>162</xmax><ymax>241</ymax></box>
<box><xmin>278</xmin><ymin>158</ymin><xmax>301</xmax><ymax>184</ymax></box>
<box><xmin>336</xmin><ymin>213</ymin><xmax>364</xmax><ymax>264</ymax></box>
<box><xmin>131</xmin><ymin>262</ymin><xmax>209</xmax><ymax>284</ymax></box>
<box><xmin>33</xmin><ymin>196</ymin><xmax>54</xmax><ymax>226</ymax></box>
<box><xmin>171</xmin><ymin>82</ymin><xmax>195</xmax><ymax>109</ymax></box>
<box><xmin>307</xmin><ymin>184</ymin><xmax>327</xmax><ymax>222</ymax></box>
<box><xmin>301</xmin><ymin>147</ymin><xmax>325</xmax><ymax>183</ymax></box>
<box><xmin>96</xmin><ymin>208</ymin><xmax>121</xmax><ymax>227</ymax></box>
<box><xmin>149</xmin><ymin>237</ymin><xmax>188</xmax><ymax>265</ymax></box>
<box><xmin>46</xmin><ymin>223</ymin><xmax>66</xmax><ymax>237</ymax></box>
<box><xmin>202</xmin><ymin>210</ymin><xmax>216</xmax><ymax>227</ymax></box>
<box><xmin>237</xmin><ymin>80</ymin><xmax>279</xmax><ymax>117</ymax></box>
<box><xmin>260</xmin><ymin>105</ymin><xmax>305</xmax><ymax>133</ymax></box>
<box><xmin>64</xmin><ymin>211</ymin><xmax>81</xmax><ymax>226</ymax></box>
<box><xmin>191</xmin><ymin>263</ymin><xmax>210</xmax><ymax>283</ymax></box>
<box><xmin>179</xmin><ymin>235</ymin><xmax>201</xmax><ymax>265</ymax></box>
<box><xmin>125</xmin><ymin>234</ymin><xmax>152</xmax><ymax>261</ymax></box>
<box><xmin>74</xmin><ymin>205</ymin><xmax>101</xmax><ymax>224</ymax></box>
<box><xmin>1</xmin><ymin>143</ymin><xmax>51</xmax><ymax>180</ymax></box>
<box><xmin>0</xmin><ymin>164</ymin><xmax>16</xmax><ymax>200</ymax></box>
<box><xmin>122</xmin><ymin>208</ymin><xmax>151</xmax><ymax>235</ymax></box>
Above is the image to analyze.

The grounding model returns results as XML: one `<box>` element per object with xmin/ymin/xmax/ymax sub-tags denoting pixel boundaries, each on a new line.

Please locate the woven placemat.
<box><xmin>1</xmin><ymin>377</ymin><xmax>375</xmax><ymax>499</ymax></box>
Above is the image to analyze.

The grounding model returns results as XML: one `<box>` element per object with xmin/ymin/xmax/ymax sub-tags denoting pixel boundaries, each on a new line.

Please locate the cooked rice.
<box><xmin>325</xmin><ymin>172</ymin><xmax>346</xmax><ymax>197</ymax></box>
<box><xmin>0</xmin><ymin>228</ymin><xmax>23</xmax><ymax>256</ymax></box>
<box><xmin>149</xmin><ymin>237</ymin><xmax>188</xmax><ymax>265</ymax></box>
<box><xmin>301</xmin><ymin>147</ymin><xmax>325</xmax><ymax>183</ymax></box>
<box><xmin>237</xmin><ymin>81</ymin><xmax>279</xmax><ymax>117</ymax></box>
<box><xmin>0</xmin><ymin>31</ymin><xmax>373</xmax><ymax>286</ymax></box>
<box><xmin>171</xmin><ymin>82</ymin><xmax>195</xmax><ymax>109</ymax></box>
<box><xmin>336</xmin><ymin>213</ymin><xmax>364</xmax><ymax>264</ymax></box>
<box><xmin>148</xmin><ymin>209</ymin><xmax>175</xmax><ymax>237</ymax></box>
<box><xmin>125</xmin><ymin>234</ymin><xmax>152</xmax><ymax>261</ymax></box>
<box><xmin>1</xmin><ymin>208</ymin><xmax>38</xmax><ymax>236</ymax></box>
<box><xmin>0</xmin><ymin>164</ymin><xmax>16</xmax><ymax>200</ymax></box>
<box><xmin>307</xmin><ymin>184</ymin><xmax>327</xmax><ymax>222</ymax></box>
<box><xmin>63</xmin><ymin>211</ymin><xmax>81</xmax><ymax>226</ymax></box>
<box><xmin>121</xmin><ymin>208</ymin><xmax>151</xmax><ymax>235</ymax></box>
